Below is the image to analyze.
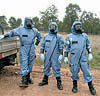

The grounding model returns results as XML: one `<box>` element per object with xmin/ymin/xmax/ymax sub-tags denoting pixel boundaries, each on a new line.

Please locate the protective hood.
<box><xmin>49</xmin><ymin>22</ymin><xmax>58</xmax><ymax>34</ymax></box>
<box><xmin>24</xmin><ymin>17</ymin><xmax>34</xmax><ymax>29</ymax></box>
<box><xmin>71</xmin><ymin>21</ymin><xmax>82</xmax><ymax>34</ymax></box>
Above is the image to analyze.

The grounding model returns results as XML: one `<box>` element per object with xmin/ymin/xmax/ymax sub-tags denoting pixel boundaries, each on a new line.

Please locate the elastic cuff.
<box><xmin>35</xmin><ymin>39</ymin><xmax>40</xmax><ymax>46</ymax></box>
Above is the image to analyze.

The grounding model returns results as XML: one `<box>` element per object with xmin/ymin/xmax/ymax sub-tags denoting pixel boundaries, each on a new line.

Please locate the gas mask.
<box><xmin>50</xmin><ymin>28</ymin><xmax>55</xmax><ymax>32</ymax></box>
<box><xmin>74</xmin><ymin>24</ymin><xmax>83</xmax><ymax>34</ymax></box>
<box><xmin>76</xmin><ymin>28</ymin><xmax>83</xmax><ymax>34</ymax></box>
<box><xmin>50</xmin><ymin>24</ymin><xmax>56</xmax><ymax>34</ymax></box>
<box><xmin>26</xmin><ymin>22</ymin><xmax>32</xmax><ymax>29</ymax></box>
<box><xmin>50</xmin><ymin>28</ymin><xmax>57</xmax><ymax>34</ymax></box>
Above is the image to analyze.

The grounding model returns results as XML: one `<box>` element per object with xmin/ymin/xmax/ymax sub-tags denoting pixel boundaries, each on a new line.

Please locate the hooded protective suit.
<box><xmin>64</xmin><ymin>21</ymin><xmax>93</xmax><ymax>83</ymax></box>
<box><xmin>6</xmin><ymin>17</ymin><xmax>42</xmax><ymax>76</ymax></box>
<box><xmin>41</xmin><ymin>22</ymin><xmax>64</xmax><ymax>77</ymax></box>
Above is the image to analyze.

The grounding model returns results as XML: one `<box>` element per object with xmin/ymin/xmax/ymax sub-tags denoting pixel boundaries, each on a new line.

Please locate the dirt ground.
<box><xmin>0</xmin><ymin>65</ymin><xmax>100</xmax><ymax>96</ymax></box>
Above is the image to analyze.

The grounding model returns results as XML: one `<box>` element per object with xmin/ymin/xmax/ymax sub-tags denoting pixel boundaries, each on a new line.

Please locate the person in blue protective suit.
<box><xmin>0</xmin><ymin>17</ymin><xmax>42</xmax><ymax>87</ymax></box>
<box><xmin>38</xmin><ymin>22</ymin><xmax>64</xmax><ymax>90</ymax></box>
<box><xmin>64</xmin><ymin>21</ymin><xmax>96</xmax><ymax>95</ymax></box>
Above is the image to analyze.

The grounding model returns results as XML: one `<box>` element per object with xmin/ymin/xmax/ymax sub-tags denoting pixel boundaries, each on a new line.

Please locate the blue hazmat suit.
<box><xmin>41</xmin><ymin>22</ymin><xmax>64</xmax><ymax>77</ymax></box>
<box><xmin>64</xmin><ymin>21</ymin><xmax>93</xmax><ymax>83</ymax></box>
<box><xmin>6</xmin><ymin>17</ymin><xmax>42</xmax><ymax>76</ymax></box>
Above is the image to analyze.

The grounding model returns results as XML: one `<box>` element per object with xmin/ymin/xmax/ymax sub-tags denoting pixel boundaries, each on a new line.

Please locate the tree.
<box><xmin>0</xmin><ymin>16</ymin><xmax>8</xmax><ymax>30</ymax></box>
<box><xmin>40</xmin><ymin>4</ymin><xmax>58</xmax><ymax>31</ymax></box>
<box><xmin>32</xmin><ymin>16</ymin><xmax>41</xmax><ymax>30</ymax></box>
<box><xmin>16</xmin><ymin>18</ymin><xmax>22</xmax><ymax>27</ymax></box>
<box><xmin>8</xmin><ymin>17</ymin><xmax>22</xmax><ymax>29</ymax></box>
<box><xmin>8</xmin><ymin>17</ymin><xmax>17</xmax><ymax>29</ymax></box>
<box><xmin>80</xmin><ymin>11</ymin><xmax>100</xmax><ymax>34</ymax></box>
<box><xmin>63</xmin><ymin>3</ymin><xmax>81</xmax><ymax>33</ymax></box>
<box><xmin>57</xmin><ymin>21</ymin><xmax>64</xmax><ymax>32</ymax></box>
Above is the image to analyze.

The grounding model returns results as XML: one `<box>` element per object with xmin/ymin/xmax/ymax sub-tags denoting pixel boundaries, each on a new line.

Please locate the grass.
<box><xmin>90</xmin><ymin>50</ymin><xmax>100</xmax><ymax>69</ymax></box>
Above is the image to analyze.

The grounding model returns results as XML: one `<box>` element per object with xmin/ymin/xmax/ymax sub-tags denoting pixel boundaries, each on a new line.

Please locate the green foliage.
<box><xmin>40</xmin><ymin>4</ymin><xmax>58</xmax><ymax>31</ymax></box>
<box><xmin>81</xmin><ymin>11</ymin><xmax>100</xmax><ymax>34</ymax></box>
<box><xmin>32</xmin><ymin>17</ymin><xmax>41</xmax><ymax>31</ymax></box>
<box><xmin>16</xmin><ymin>18</ymin><xmax>22</xmax><ymax>27</ymax></box>
<box><xmin>63</xmin><ymin>3</ymin><xmax>81</xmax><ymax>33</ymax></box>
<box><xmin>0</xmin><ymin>3</ymin><xmax>100</xmax><ymax>34</ymax></box>
<box><xmin>8</xmin><ymin>17</ymin><xmax>17</xmax><ymax>29</ymax></box>
<box><xmin>0</xmin><ymin>16</ymin><xmax>9</xmax><ymax>29</ymax></box>
<box><xmin>8</xmin><ymin>17</ymin><xmax>22</xmax><ymax>29</ymax></box>
<box><xmin>90</xmin><ymin>51</ymin><xmax>100</xmax><ymax>69</ymax></box>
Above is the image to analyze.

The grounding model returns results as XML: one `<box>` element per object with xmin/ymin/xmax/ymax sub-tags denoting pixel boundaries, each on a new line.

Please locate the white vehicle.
<box><xmin>0</xmin><ymin>26</ymin><xmax>20</xmax><ymax>69</ymax></box>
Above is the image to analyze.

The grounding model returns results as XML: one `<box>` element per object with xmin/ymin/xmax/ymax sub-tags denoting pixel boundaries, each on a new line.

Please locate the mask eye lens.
<box><xmin>50</xmin><ymin>25</ymin><xmax>56</xmax><ymax>30</ymax></box>
<box><xmin>26</xmin><ymin>20</ymin><xmax>32</xmax><ymax>24</ymax></box>
<box><xmin>75</xmin><ymin>24</ymin><xmax>81</xmax><ymax>30</ymax></box>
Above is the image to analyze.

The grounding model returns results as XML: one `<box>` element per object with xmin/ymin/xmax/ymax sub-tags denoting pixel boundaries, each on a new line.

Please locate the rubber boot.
<box><xmin>72</xmin><ymin>80</ymin><xmax>78</xmax><ymax>93</ymax></box>
<box><xmin>27</xmin><ymin>73</ymin><xmax>34</xmax><ymax>84</ymax></box>
<box><xmin>88</xmin><ymin>81</ymin><xmax>96</xmax><ymax>95</ymax></box>
<box><xmin>56</xmin><ymin>77</ymin><xmax>63</xmax><ymax>90</ymax></box>
<box><xmin>20</xmin><ymin>75</ymin><xmax>28</xmax><ymax>87</ymax></box>
<box><xmin>38</xmin><ymin>75</ymin><xmax>48</xmax><ymax>86</ymax></box>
